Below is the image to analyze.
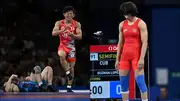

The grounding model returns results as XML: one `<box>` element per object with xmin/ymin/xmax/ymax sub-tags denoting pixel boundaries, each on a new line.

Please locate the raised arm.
<box><xmin>4</xmin><ymin>74</ymin><xmax>18</xmax><ymax>92</ymax></box>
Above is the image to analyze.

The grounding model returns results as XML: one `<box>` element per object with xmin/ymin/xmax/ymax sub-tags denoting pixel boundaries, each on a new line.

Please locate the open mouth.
<box><xmin>67</xmin><ymin>17</ymin><xmax>72</xmax><ymax>19</ymax></box>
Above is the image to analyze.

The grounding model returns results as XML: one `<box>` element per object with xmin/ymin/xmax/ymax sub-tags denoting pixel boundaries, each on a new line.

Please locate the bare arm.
<box><xmin>4</xmin><ymin>74</ymin><xmax>17</xmax><ymax>92</ymax></box>
<box><xmin>52</xmin><ymin>21</ymin><xmax>65</xmax><ymax>36</ymax></box>
<box><xmin>71</xmin><ymin>22</ymin><xmax>82</xmax><ymax>40</ymax></box>
<box><xmin>139</xmin><ymin>20</ymin><xmax>148</xmax><ymax>60</ymax></box>
<box><xmin>116</xmin><ymin>22</ymin><xmax>124</xmax><ymax>61</ymax></box>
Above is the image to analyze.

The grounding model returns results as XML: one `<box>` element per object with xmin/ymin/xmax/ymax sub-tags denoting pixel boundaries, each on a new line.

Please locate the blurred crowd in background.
<box><xmin>0</xmin><ymin>0</ymin><xmax>180</xmax><ymax>100</ymax></box>
<box><xmin>0</xmin><ymin>0</ymin><xmax>89</xmax><ymax>89</ymax></box>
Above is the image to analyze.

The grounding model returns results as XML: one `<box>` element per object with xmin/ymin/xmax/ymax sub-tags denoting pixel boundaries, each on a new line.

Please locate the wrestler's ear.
<box><xmin>63</xmin><ymin>13</ymin><xmax>66</xmax><ymax>17</ymax></box>
<box><xmin>73</xmin><ymin>13</ymin><xmax>75</xmax><ymax>18</ymax></box>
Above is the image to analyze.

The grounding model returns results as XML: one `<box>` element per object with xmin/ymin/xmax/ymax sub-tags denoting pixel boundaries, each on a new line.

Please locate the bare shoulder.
<box><xmin>45</xmin><ymin>66</ymin><xmax>52</xmax><ymax>69</ymax></box>
<box><xmin>119</xmin><ymin>21</ymin><xmax>124</xmax><ymax>29</ymax></box>
<box><xmin>138</xmin><ymin>19</ymin><xmax>147</xmax><ymax>28</ymax></box>
<box><xmin>56</xmin><ymin>20</ymin><xmax>62</xmax><ymax>24</ymax></box>
<box><xmin>75</xmin><ymin>21</ymin><xmax>81</xmax><ymax>28</ymax></box>
<box><xmin>76</xmin><ymin>21</ymin><xmax>81</xmax><ymax>25</ymax></box>
<box><xmin>4</xmin><ymin>82</ymin><xmax>7</xmax><ymax>86</ymax></box>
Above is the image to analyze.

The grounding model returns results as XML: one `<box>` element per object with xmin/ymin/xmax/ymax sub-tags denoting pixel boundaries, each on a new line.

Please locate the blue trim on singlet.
<box><xmin>18</xmin><ymin>81</ymin><xmax>39</xmax><ymax>92</ymax></box>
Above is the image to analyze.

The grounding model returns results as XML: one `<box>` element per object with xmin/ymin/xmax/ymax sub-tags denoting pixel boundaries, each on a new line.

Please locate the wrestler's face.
<box><xmin>124</xmin><ymin>15</ymin><xmax>132</xmax><ymax>20</ymax></box>
<box><xmin>63</xmin><ymin>11</ymin><xmax>75</xmax><ymax>21</ymax></box>
<box><xmin>124</xmin><ymin>14</ymin><xmax>135</xmax><ymax>21</ymax></box>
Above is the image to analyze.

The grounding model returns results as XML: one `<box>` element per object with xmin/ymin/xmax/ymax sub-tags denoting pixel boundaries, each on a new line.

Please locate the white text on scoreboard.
<box><xmin>90</xmin><ymin>53</ymin><xmax>98</xmax><ymax>61</ymax></box>
<box><xmin>90</xmin><ymin>81</ymin><xmax>122</xmax><ymax>99</ymax></box>
<box><xmin>99</xmin><ymin>61</ymin><xmax>108</xmax><ymax>65</ymax></box>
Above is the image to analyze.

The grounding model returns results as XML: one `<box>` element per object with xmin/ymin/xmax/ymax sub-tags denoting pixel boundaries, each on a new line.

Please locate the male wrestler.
<box><xmin>3</xmin><ymin>66</ymin><xmax>56</xmax><ymax>92</ymax></box>
<box><xmin>52</xmin><ymin>6</ymin><xmax>82</xmax><ymax>92</ymax></box>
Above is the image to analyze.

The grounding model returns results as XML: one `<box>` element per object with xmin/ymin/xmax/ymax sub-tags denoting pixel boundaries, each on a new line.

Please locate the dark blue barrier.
<box><xmin>151</xmin><ymin>8</ymin><xmax>180</xmax><ymax>98</ymax></box>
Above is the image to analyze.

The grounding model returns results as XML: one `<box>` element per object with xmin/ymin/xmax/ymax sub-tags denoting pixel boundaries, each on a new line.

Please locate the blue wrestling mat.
<box><xmin>0</xmin><ymin>92</ymin><xmax>90</xmax><ymax>101</ymax></box>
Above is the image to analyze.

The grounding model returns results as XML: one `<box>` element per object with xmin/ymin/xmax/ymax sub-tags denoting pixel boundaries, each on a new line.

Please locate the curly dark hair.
<box><xmin>120</xmin><ymin>1</ymin><xmax>138</xmax><ymax>16</ymax></box>
<box><xmin>62</xmin><ymin>6</ymin><xmax>76</xmax><ymax>14</ymax></box>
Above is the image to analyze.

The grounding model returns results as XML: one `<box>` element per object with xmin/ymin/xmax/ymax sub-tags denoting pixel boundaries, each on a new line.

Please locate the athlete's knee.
<box><xmin>59</xmin><ymin>55</ymin><xmax>66</xmax><ymax>61</ymax></box>
<box><xmin>69</xmin><ymin>62</ymin><xmax>75</xmax><ymax>68</ymax></box>
<box><xmin>45</xmin><ymin>66</ymin><xmax>53</xmax><ymax>72</ymax></box>
<box><xmin>135</xmin><ymin>69</ymin><xmax>144</xmax><ymax>76</ymax></box>
<box><xmin>135</xmin><ymin>75</ymin><xmax>147</xmax><ymax>93</ymax></box>
<box><xmin>58</xmin><ymin>51</ymin><xmax>66</xmax><ymax>60</ymax></box>
<box><xmin>120</xmin><ymin>76</ymin><xmax>129</xmax><ymax>92</ymax></box>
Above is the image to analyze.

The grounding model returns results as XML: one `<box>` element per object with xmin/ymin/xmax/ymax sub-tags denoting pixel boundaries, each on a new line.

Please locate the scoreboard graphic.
<box><xmin>90</xmin><ymin>45</ymin><xmax>136</xmax><ymax>99</ymax></box>
<box><xmin>90</xmin><ymin>45</ymin><xmax>118</xmax><ymax>77</ymax></box>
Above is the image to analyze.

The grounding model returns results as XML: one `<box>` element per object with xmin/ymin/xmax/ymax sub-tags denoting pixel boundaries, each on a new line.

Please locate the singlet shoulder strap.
<box><xmin>122</xmin><ymin>20</ymin><xmax>127</xmax><ymax>30</ymax></box>
<box><xmin>58</xmin><ymin>20</ymin><xmax>64</xmax><ymax>29</ymax></box>
<box><xmin>134</xmin><ymin>18</ymin><xmax>141</xmax><ymax>26</ymax></box>
<box><xmin>123</xmin><ymin>20</ymin><xmax>128</xmax><ymax>25</ymax></box>
<box><xmin>60</xmin><ymin>20</ymin><xmax>65</xmax><ymax>24</ymax></box>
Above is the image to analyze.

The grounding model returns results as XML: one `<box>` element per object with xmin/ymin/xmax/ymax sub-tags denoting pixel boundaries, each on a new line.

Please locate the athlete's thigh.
<box><xmin>58</xmin><ymin>50</ymin><xmax>67</xmax><ymax>57</ymax></box>
<box><xmin>41</xmin><ymin>68</ymin><xmax>48</xmax><ymax>81</ymax></box>
<box><xmin>132</xmin><ymin>58</ymin><xmax>144</xmax><ymax>76</ymax></box>
<box><xmin>67</xmin><ymin>47</ymin><xmax>76</xmax><ymax>64</ymax></box>
<box><xmin>131</xmin><ymin>59</ymin><xmax>138</xmax><ymax>70</ymax></box>
<box><xmin>119</xmin><ymin>59</ymin><xmax>130</xmax><ymax>70</ymax></box>
<box><xmin>35</xmin><ymin>74</ymin><xmax>42</xmax><ymax>83</ymax></box>
<box><xmin>119</xmin><ymin>60</ymin><xmax>130</xmax><ymax>76</ymax></box>
<box><xmin>30</xmin><ymin>73</ymin><xmax>36</xmax><ymax>81</ymax></box>
<box><xmin>58</xmin><ymin>45</ymin><xmax>68</xmax><ymax>58</ymax></box>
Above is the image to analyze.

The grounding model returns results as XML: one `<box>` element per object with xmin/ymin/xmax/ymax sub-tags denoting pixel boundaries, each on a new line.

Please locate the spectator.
<box><xmin>156</xmin><ymin>86</ymin><xmax>170</xmax><ymax>101</ymax></box>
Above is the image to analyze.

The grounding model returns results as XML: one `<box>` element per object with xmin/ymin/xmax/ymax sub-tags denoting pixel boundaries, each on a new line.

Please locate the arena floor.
<box><xmin>0</xmin><ymin>91</ymin><xmax>90</xmax><ymax>101</ymax></box>
<box><xmin>0</xmin><ymin>91</ymin><xmax>146</xmax><ymax>101</ymax></box>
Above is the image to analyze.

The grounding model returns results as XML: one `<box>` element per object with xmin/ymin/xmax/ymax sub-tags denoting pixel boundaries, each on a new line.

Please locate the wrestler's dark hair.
<box><xmin>120</xmin><ymin>1</ymin><xmax>138</xmax><ymax>16</ymax></box>
<box><xmin>62</xmin><ymin>6</ymin><xmax>76</xmax><ymax>14</ymax></box>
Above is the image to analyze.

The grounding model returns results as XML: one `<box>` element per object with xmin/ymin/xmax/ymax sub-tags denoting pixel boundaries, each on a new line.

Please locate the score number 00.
<box><xmin>90</xmin><ymin>82</ymin><xmax>110</xmax><ymax>98</ymax></box>
<box><xmin>90</xmin><ymin>81</ymin><xmax>122</xmax><ymax>98</ymax></box>
<box><xmin>91</xmin><ymin>85</ymin><xmax>121</xmax><ymax>95</ymax></box>
<box><xmin>91</xmin><ymin>86</ymin><xmax>103</xmax><ymax>95</ymax></box>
